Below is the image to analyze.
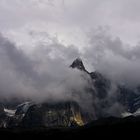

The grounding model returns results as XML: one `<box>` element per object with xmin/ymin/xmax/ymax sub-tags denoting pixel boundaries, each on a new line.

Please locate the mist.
<box><xmin>82</xmin><ymin>27</ymin><xmax>140</xmax><ymax>88</ymax></box>
<box><xmin>0</xmin><ymin>0</ymin><xmax>140</xmax><ymax>118</ymax></box>
<box><xmin>0</xmin><ymin>33</ymin><xmax>97</xmax><ymax>114</ymax></box>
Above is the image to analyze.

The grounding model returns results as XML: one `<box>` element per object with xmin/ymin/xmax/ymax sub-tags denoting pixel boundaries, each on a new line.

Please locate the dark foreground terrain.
<box><xmin>0</xmin><ymin>116</ymin><xmax>140</xmax><ymax>139</ymax></box>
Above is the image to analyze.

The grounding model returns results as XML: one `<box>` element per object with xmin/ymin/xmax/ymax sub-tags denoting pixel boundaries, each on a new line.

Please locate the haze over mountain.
<box><xmin>0</xmin><ymin>55</ymin><xmax>140</xmax><ymax>129</ymax></box>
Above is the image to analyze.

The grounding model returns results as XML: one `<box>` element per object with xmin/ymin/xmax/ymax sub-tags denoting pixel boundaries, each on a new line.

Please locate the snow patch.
<box><xmin>4</xmin><ymin>108</ymin><xmax>16</xmax><ymax>117</ymax></box>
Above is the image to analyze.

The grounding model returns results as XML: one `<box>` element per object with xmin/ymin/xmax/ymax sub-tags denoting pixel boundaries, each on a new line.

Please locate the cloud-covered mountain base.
<box><xmin>1</xmin><ymin>28</ymin><xmax>140</xmax><ymax>127</ymax></box>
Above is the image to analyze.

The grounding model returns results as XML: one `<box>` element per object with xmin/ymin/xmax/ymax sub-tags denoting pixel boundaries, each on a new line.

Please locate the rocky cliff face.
<box><xmin>0</xmin><ymin>104</ymin><xmax>7</xmax><ymax>127</ymax></box>
<box><xmin>70</xmin><ymin>58</ymin><xmax>86</xmax><ymax>72</ymax></box>
<box><xmin>21</xmin><ymin>102</ymin><xmax>85</xmax><ymax>128</ymax></box>
<box><xmin>5</xmin><ymin>101</ymin><xmax>88</xmax><ymax>128</ymax></box>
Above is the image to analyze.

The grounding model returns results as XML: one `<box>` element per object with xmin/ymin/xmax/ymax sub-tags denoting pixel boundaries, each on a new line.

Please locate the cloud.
<box><xmin>1</xmin><ymin>26</ymin><xmax>140</xmax><ymax>118</ymax></box>
<box><xmin>1</xmin><ymin>0</ymin><xmax>140</xmax><ymax>44</ymax></box>
<box><xmin>2</xmin><ymin>25</ymin><xmax>140</xmax><ymax>117</ymax></box>
<box><xmin>84</xmin><ymin>27</ymin><xmax>140</xmax><ymax>88</ymax></box>
<box><xmin>0</xmin><ymin>32</ymin><xmax>96</xmax><ymax>115</ymax></box>
<box><xmin>1</xmin><ymin>0</ymin><xmax>140</xmax><ymax>118</ymax></box>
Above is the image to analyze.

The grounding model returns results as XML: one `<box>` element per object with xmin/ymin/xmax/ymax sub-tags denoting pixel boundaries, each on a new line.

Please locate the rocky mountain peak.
<box><xmin>70</xmin><ymin>58</ymin><xmax>86</xmax><ymax>71</ymax></box>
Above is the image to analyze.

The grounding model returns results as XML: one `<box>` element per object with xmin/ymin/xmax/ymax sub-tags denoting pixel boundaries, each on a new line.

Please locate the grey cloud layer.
<box><xmin>85</xmin><ymin>28</ymin><xmax>140</xmax><ymax>87</ymax></box>
<box><xmin>0</xmin><ymin>33</ymin><xmax>96</xmax><ymax>114</ymax></box>
<box><xmin>1</xmin><ymin>26</ymin><xmax>140</xmax><ymax>117</ymax></box>
<box><xmin>1</xmin><ymin>0</ymin><xmax>140</xmax><ymax>44</ymax></box>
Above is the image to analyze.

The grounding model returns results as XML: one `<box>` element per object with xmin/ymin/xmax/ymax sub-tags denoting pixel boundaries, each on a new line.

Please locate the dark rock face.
<box><xmin>7</xmin><ymin>114</ymin><xmax>24</xmax><ymax>128</ymax></box>
<box><xmin>0</xmin><ymin>104</ymin><xmax>4</xmax><ymax>114</ymax></box>
<box><xmin>7</xmin><ymin>102</ymin><xmax>34</xmax><ymax>128</ymax></box>
<box><xmin>0</xmin><ymin>104</ymin><xmax>7</xmax><ymax>128</ymax></box>
<box><xmin>15</xmin><ymin>102</ymin><xmax>33</xmax><ymax>115</ymax></box>
<box><xmin>90</xmin><ymin>71</ymin><xmax>111</xmax><ymax>99</ymax></box>
<box><xmin>117</xmin><ymin>85</ymin><xmax>140</xmax><ymax>113</ymax></box>
<box><xmin>70</xmin><ymin>58</ymin><xmax>87</xmax><ymax>72</ymax></box>
<box><xmin>21</xmin><ymin>102</ymin><xmax>85</xmax><ymax>128</ymax></box>
<box><xmin>5</xmin><ymin>102</ymin><xmax>31</xmax><ymax>128</ymax></box>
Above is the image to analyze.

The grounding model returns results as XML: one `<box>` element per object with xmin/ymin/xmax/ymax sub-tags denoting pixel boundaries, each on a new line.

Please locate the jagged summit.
<box><xmin>70</xmin><ymin>58</ymin><xmax>86</xmax><ymax>71</ymax></box>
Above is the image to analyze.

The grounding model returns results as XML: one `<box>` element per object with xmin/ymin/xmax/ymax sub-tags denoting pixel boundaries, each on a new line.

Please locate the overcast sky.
<box><xmin>0</xmin><ymin>0</ymin><xmax>140</xmax><ymax>87</ymax></box>
<box><xmin>0</xmin><ymin>0</ymin><xmax>140</xmax><ymax>47</ymax></box>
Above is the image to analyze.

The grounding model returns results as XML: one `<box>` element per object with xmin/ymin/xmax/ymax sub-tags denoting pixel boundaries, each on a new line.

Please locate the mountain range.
<box><xmin>0</xmin><ymin>58</ymin><xmax>140</xmax><ymax>129</ymax></box>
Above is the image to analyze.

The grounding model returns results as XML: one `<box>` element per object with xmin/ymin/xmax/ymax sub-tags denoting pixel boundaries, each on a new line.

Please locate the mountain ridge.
<box><xmin>0</xmin><ymin>58</ymin><xmax>140</xmax><ymax>128</ymax></box>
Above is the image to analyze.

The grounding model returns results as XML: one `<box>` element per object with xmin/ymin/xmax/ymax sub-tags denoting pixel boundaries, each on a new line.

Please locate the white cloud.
<box><xmin>0</xmin><ymin>0</ymin><xmax>140</xmax><ymax>45</ymax></box>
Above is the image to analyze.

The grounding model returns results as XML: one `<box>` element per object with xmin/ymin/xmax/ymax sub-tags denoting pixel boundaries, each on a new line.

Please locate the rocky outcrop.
<box><xmin>70</xmin><ymin>58</ymin><xmax>88</xmax><ymax>72</ymax></box>
<box><xmin>20</xmin><ymin>102</ymin><xmax>85</xmax><ymax>128</ymax></box>
<box><xmin>0</xmin><ymin>104</ymin><xmax>7</xmax><ymax>128</ymax></box>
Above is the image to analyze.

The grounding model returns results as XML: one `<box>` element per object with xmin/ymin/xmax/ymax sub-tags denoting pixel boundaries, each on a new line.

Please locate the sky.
<box><xmin>0</xmin><ymin>0</ymin><xmax>140</xmax><ymax>116</ymax></box>
<box><xmin>0</xmin><ymin>0</ymin><xmax>140</xmax><ymax>89</ymax></box>
<box><xmin>1</xmin><ymin>0</ymin><xmax>140</xmax><ymax>46</ymax></box>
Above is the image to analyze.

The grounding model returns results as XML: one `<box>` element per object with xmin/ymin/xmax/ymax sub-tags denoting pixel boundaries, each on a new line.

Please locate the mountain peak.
<box><xmin>70</xmin><ymin>58</ymin><xmax>86</xmax><ymax>71</ymax></box>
